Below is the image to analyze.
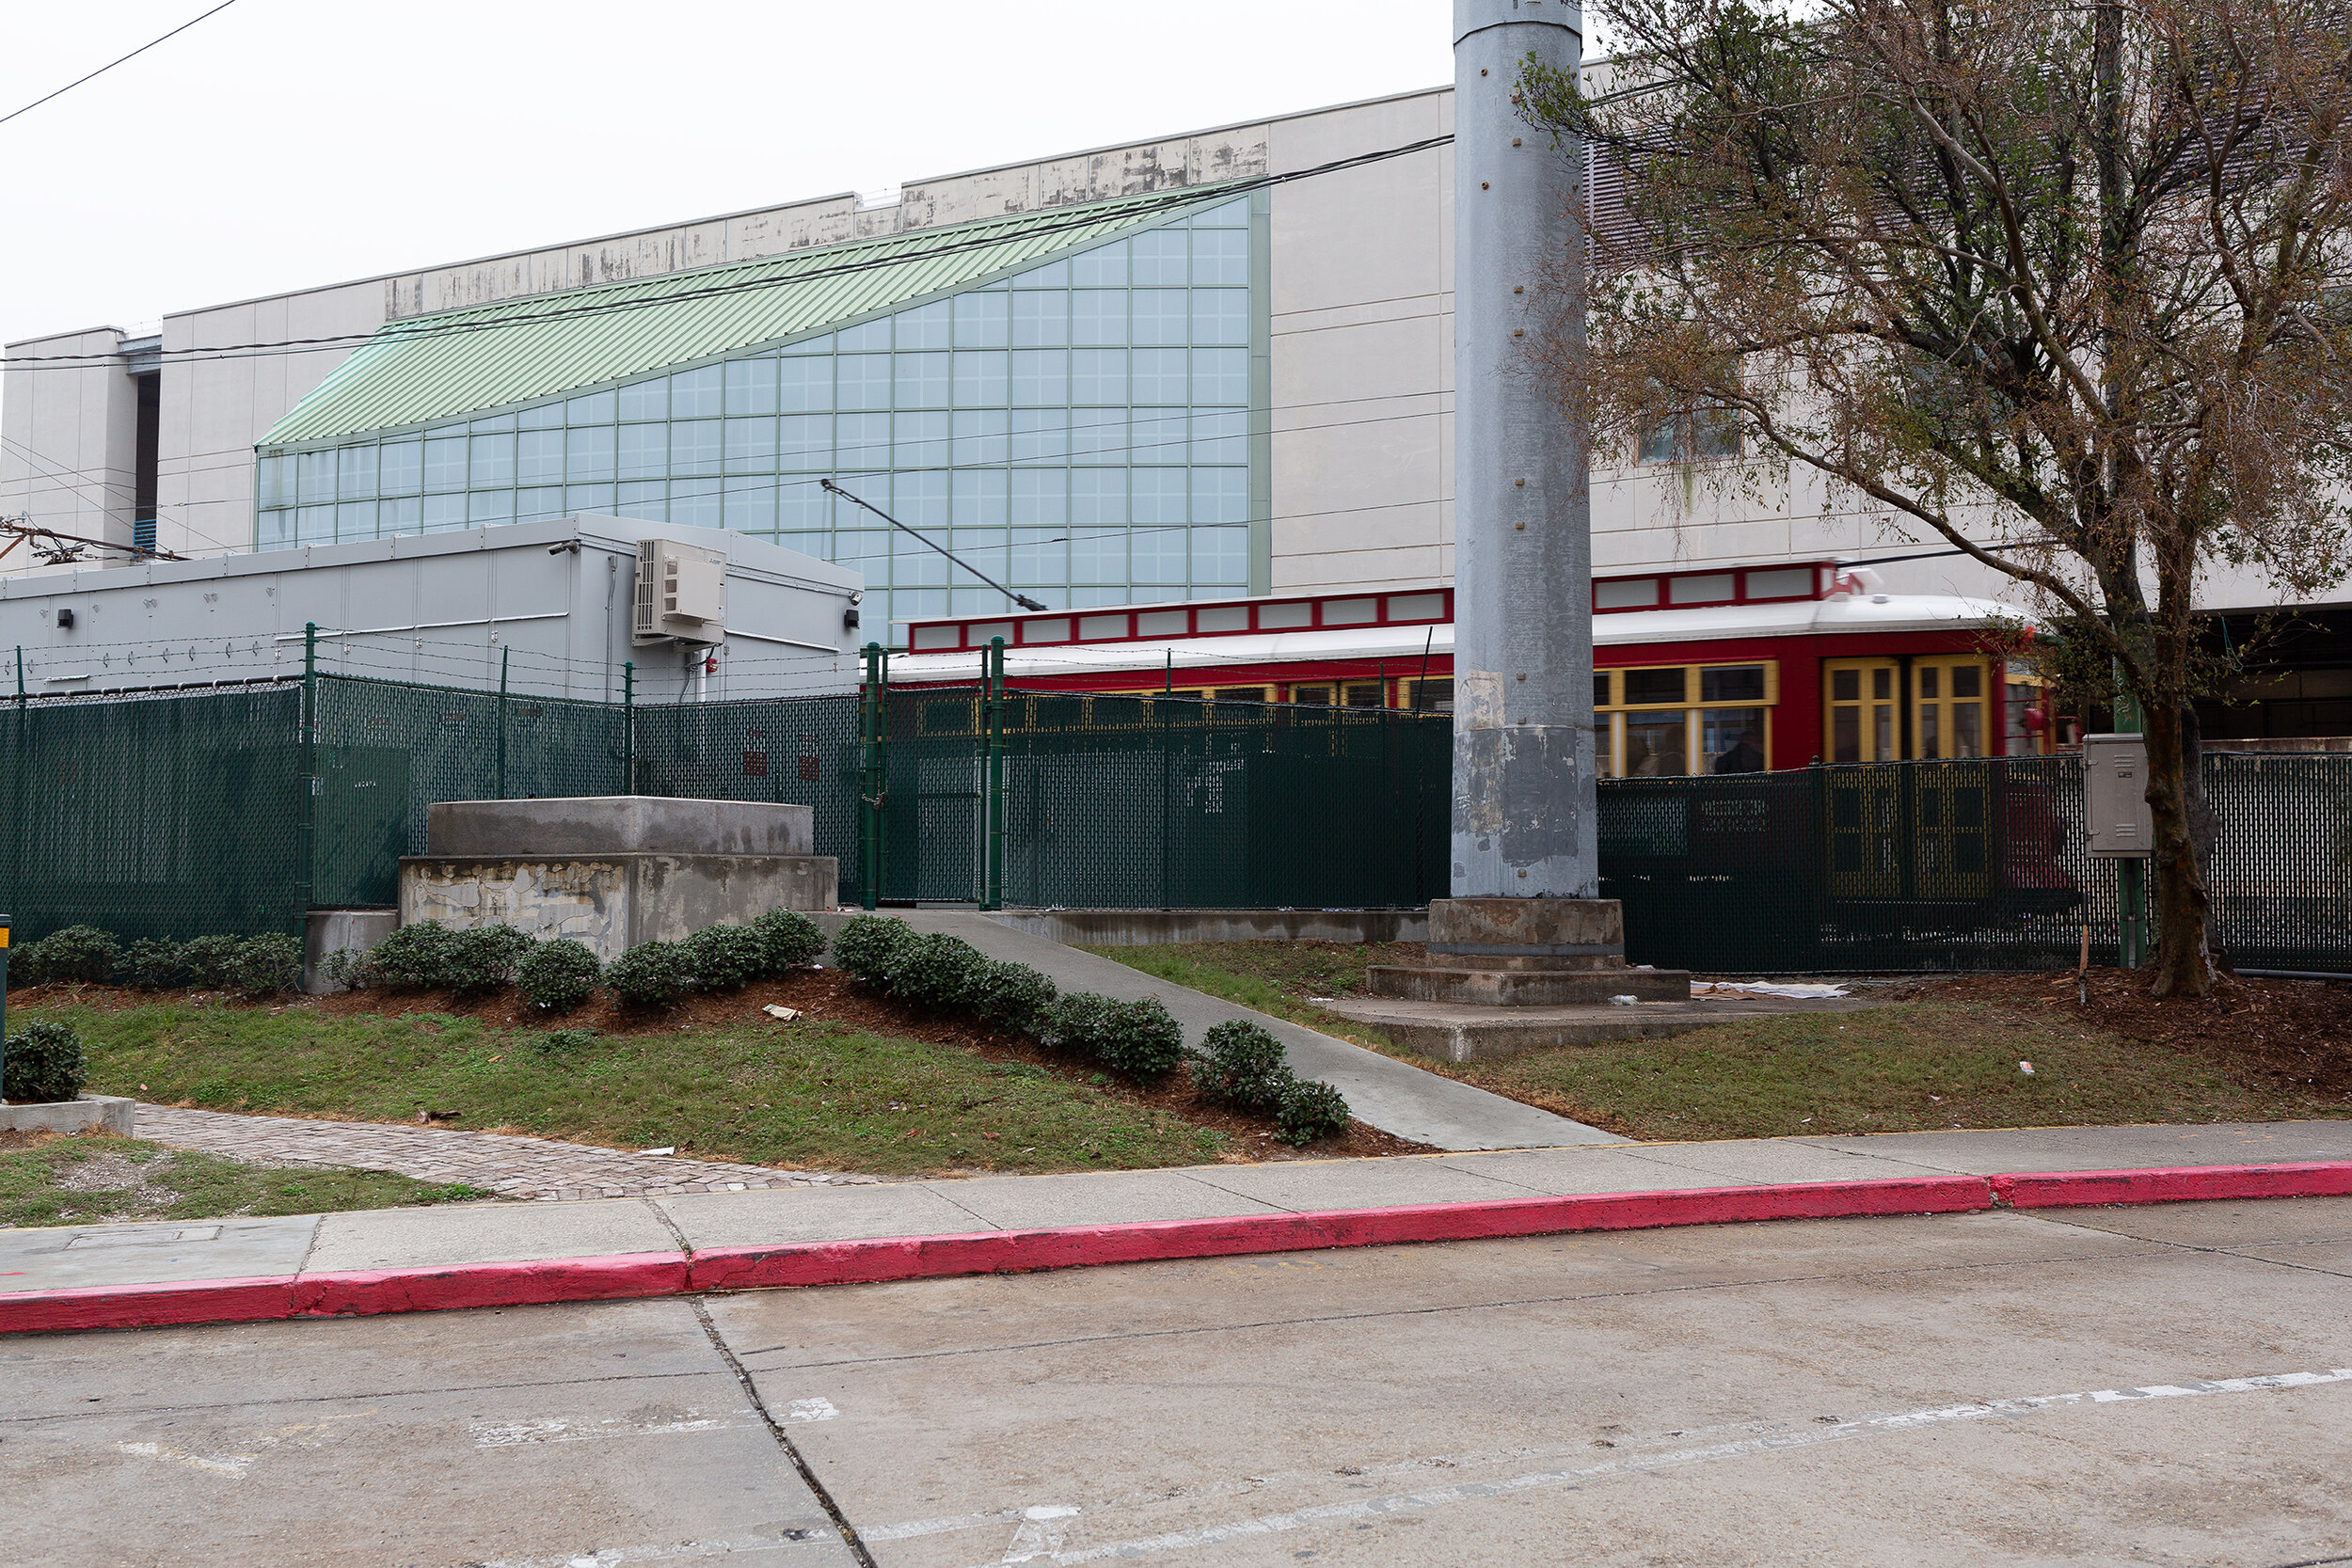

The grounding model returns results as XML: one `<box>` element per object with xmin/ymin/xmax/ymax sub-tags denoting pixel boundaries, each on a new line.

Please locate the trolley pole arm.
<box><xmin>819</xmin><ymin>479</ymin><xmax>1047</xmax><ymax>612</ymax></box>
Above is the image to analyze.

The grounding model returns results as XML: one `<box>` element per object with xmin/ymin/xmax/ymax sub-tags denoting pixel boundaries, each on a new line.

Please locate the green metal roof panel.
<box><xmin>263</xmin><ymin>187</ymin><xmax>1233</xmax><ymax>447</ymax></box>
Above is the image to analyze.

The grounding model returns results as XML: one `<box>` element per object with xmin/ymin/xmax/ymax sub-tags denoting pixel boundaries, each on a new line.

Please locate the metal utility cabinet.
<box><xmin>2082</xmin><ymin>733</ymin><xmax>2154</xmax><ymax>857</ymax></box>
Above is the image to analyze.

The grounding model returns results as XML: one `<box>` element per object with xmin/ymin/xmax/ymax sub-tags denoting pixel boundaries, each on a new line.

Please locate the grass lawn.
<box><xmin>0</xmin><ymin>1134</ymin><xmax>488</xmax><ymax>1229</ymax></box>
<box><xmin>27</xmin><ymin>998</ymin><xmax>1228</xmax><ymax>1179</ymax></box>
<box><xmin>1084</xmin><ymin>942</ymin><xmax>2352</xmax><ymax>1140</ymax></box>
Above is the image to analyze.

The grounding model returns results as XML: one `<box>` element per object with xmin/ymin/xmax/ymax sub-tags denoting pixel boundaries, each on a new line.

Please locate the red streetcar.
<box><xmin>888</xmin><ymin>559</ymin><xmax>2060</xmax><ymax>772</ymax></box>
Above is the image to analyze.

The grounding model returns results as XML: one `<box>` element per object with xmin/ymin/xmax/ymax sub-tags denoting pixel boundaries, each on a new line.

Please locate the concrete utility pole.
<box><xmin>1359</xmin><ymin>0</ymin><xmax>1689</xmax><ymax>1023</ymax></box>
<box><xmin>1449</xmin><ymin>0</ymin><xmax>1595</xmax><ymax>898</ymax></box>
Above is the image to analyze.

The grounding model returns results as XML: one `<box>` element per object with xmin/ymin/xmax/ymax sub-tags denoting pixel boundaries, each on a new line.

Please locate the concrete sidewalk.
<box><xmin>879</xmin><ymin>908</ymin><xmax>1616</xmax><ymax>1149</ymax></box>
<box><xmin>6</xmin><ymin>1120</ymin><xmax>2347</xmax><ymax>1330</ymax></box>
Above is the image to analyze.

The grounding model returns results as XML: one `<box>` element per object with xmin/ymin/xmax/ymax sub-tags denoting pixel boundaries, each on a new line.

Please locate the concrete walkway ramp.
<box><xmin>817</xmin><ymin>910</ymin><xmax>1620</xmax><ymax>1151</ymax></box>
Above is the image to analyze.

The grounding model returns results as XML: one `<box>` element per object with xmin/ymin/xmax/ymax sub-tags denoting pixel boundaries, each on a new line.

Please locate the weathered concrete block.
<box><xmin>304</xmin><ymin>908</ymin><xmax>399</xmax><ymax>995</ymax></box>
<box><xmin>425</xmin><ymin>796</ymin><xmax>815</xmax><ymax>858</ymax></box>
<box><xmin>986</xmin><ymin>909</ymin><xmax>1430</xmax><ymax>945</ymax></box>
<box><xmin>1427</xmin><ymin>896</ymin><xmax>1625</xmax><ymax>959</ymax></box>
<box><xmin>0</xmin><ymin>1095</ymin><xmax>135</xmax><ymax>1136</ymax></box>
<box><xmin>398</xmin><ymin>853</ymin><xmax>837</xmax><ymax>961</ymax></box>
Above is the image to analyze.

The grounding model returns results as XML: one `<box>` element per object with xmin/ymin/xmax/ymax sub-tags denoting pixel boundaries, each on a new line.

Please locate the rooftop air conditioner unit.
<box><xmin>632</xmin><ymin>537</ymin><xmax>727</xmax><ymax>646</ymax></box>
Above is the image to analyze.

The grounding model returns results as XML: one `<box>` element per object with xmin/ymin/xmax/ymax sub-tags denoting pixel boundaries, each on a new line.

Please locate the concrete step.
<box><xmin>1320</xmin><ymin>993</ymin><xmax>1883</xmax><ymax>1062</ymax></box>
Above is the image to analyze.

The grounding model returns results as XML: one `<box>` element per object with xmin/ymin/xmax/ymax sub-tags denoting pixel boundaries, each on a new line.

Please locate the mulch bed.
<box><xmin>1892</xmin><ymin>968</ymin><xmax>2352</xmax><ymax>1101</ymax></box>
<box><xmin>21</xmin><ymin>971</ymin><xmax>1433</xmax><ymax>1164</ymax></box>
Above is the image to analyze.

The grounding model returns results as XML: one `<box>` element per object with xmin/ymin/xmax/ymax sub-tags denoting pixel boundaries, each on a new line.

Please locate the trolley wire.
<box><xmin>0</xmin><ymin>1</ymin><xmax>243</xmax><ymax>130</ymax></box>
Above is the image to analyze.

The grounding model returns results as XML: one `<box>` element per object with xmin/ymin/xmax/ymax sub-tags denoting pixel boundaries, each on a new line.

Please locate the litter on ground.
<box><xmin>1692</xmin><ymin>980</ymin><xmax>1852</xmax><ymax>1000</ymax></box>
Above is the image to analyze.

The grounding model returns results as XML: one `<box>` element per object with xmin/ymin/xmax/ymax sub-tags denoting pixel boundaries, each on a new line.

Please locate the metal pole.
<box><xmin>861</xmin><ymin>642</ymin><xmax>883</xmax><ymax>911</ymax></box>
<box><xmin>985</xmin><ymin>637</ymin><xmax>1006</xmax><ymax>911</ymax></box>
<box><xmin>622</xmin><ymin>659</ymin><xmax>636</xmax><ymax>794</ymax></box>
<box><xmin>296</xmin><ymin>623</ymin><xmax>318</xmax><ymax>932</ymax></box>
<box><xmin>1</xmin><ymin>915</ymin><xmax>11</xmax><ymax>1102</ymax></box>
<box><xmin>495</xmin><ymin>644</ymin><xmax>511</xmax><ymax>800</ymax></box>
<box><xmin>2113</xmin><ymin>658</ymin><xmax>2146</xmax><ymax>969</ymax></box>
<box><xmin>878</xmin><ymin>645</ymin><xmax>892</xmax><ymax>906</ymax></box>
<box><xmin>12</xmin><ymin>646</ymin><xmax>22</xmax><ymax>707</ymax></box>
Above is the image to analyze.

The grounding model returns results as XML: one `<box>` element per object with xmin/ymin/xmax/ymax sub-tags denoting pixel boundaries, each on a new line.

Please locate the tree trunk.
<box><xmin>2141</xmin><ymin>700</ymin><xmax>2217</xmax><ymax>996</ymax></box>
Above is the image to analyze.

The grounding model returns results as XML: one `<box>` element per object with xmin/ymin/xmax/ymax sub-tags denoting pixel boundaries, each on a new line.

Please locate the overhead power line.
<box><xmin>2</xmin><ymin>135</ymin><xmax>1455</xmax><ymax>372</ymax></box>
<box><xmin>0</xmin><ymin>1</ymin><xmax>242</xmax><ymax>130</ymax></box>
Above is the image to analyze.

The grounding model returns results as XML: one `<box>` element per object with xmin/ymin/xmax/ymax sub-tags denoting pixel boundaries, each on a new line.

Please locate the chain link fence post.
<box><xmin>983</xmin><ymin>637</ymin><xmax>1006</xmax><ymax>911</ymax></box>
<box><xmin>294</xmin><ymin>622</ymin><xmax>318</xmax><ymax>935</ymax></box>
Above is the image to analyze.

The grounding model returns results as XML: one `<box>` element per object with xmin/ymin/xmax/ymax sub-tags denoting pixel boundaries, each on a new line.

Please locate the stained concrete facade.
<box><xmin>0</xmin><ymin>84</ymin><xmax>2312</xmax><ymax>621</ymax></box>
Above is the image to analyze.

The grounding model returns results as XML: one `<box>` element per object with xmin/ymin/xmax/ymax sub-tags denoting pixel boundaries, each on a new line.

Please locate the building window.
<box><xmin>253</xmin><ymin>196</ymin><xmax>1260</xmax><ymax>633</ymax></box>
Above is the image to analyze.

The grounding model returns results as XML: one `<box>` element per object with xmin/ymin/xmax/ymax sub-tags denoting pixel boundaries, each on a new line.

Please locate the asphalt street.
<box><xmin>4</xmin><ymin>1197</ymin><xmax>2349</xmax><ymax>1566</ymax></box>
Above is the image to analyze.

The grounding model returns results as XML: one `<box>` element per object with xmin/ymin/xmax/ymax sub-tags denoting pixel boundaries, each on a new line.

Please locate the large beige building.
<box><xmin>6</xmin><ymin>84</ymin><xmax>2342</xmax><ymax>735</ymax></box>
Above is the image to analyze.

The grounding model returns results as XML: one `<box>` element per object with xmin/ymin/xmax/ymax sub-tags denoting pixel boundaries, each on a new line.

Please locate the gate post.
<box><xmin>495</xmin><ymin>644</ymin><xmax>510</xmax><ymax>800</ymax></box>
<box><xmin>295</xmin><ymin>623</ymin><xmax>319</xmax><ymax>932</ymax></box>
<box><xmin>983</xmin><ymin>638</ymin><xmax>1006</xmax><ymax>911</ymax></box>
<box><xmin>621</xmin><ymin>660</ymin><xmax>636</xmax><ymax>794</ymax></box>
<box><xmin>861</xmin><ymin>642</ymin><xmax>885</xmax><ymax>911</ymax></box>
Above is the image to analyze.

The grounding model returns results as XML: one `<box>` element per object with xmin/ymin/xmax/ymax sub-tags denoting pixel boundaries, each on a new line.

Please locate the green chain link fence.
<box><xmin>1598</xmin><ymin>752</ymin><xmax>2352</xmax><ymax>974</ymax></box>
<box><xmin>0</xmin><ymin>681</ymin><xmax>306</xmax><ymax>942</ymax></box>
<box><xmin>3</xmin><ymin>654</ymin><xmax>2345</xmax><ymax>979</ymax></box>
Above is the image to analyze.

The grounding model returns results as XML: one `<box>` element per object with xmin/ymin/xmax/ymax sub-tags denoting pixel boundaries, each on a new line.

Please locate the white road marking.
<box><xmin>1001</xmin><ymin>1505</ymin><xmax>1082</xmax><ymax>1562</ymax></box>
<box><xmin>111</xmin><ymin>1440</ymin><xmax>257</xmax><ymax>1478</ymax></box>
<box><xmin>945</xmin><ymin>1367</ymin><xmax>2352</xmax><ymax>1566</ymax></box>
<box><xmin>469</xmin><ymin>1411</ymin><xmax>746</xmax><ymax>1448</ymax></box>
<box><xmin>479</xmin><ymin>1531</ymin><xmax>828</xmax><ymax>1567</ymax></box>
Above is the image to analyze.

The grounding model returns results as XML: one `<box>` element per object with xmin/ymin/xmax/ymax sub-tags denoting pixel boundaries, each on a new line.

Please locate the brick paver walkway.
<box><xmin>134</xmin><ymin>1105</ymin><xmax>882</xmax><ymax>1202</ymax></box>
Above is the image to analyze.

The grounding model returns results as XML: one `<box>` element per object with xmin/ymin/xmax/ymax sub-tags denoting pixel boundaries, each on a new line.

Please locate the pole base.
<box><xmin>1364</xmin><ymin>896</ymin><xmax>1692</xmax><ymax>1006</ymax></box>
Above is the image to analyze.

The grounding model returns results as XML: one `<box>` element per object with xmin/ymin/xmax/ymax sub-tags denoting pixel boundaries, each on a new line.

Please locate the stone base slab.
<box><xmin>425</xmin><ymin>796</ymin><xmax>815</xmax><ymax>858</ymax></box>
<box><xmin>0</xmin><ymin>1095</ymin><xmax>135</xmax><ymax>1136</ymax></box>
<box><xmin>399</xmin><ymin>852</ymin><xmax>837</xmax><ymax>962</ymax></box>
<box><xmin>1320</xmin><ymin>995</ymin><xmax>1877</xmax><ymax>1062</ymax></box>
<box><xmin>1363</xmin><ymin>964</ymin><xmax>1692</xmax><ymax>1006</ymax></box>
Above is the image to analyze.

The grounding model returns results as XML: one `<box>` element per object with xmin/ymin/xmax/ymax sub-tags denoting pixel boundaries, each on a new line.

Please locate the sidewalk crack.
<box><xmin>692</xmin><ymin>1297</ymin><xmax>879</xmax><ymax>1568</ymax></box>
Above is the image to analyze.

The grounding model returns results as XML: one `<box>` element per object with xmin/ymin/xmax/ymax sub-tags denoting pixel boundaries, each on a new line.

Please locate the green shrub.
<box><xmin>686</xmin><ymin>923</ymin><xmax>766</xmax><ymax>991</ymax></box>
<box><xmin>444</xmin><ymin>926</ymin><xmax>533</xmax><ymax>997</ymax></box>
<box><xmin>319</xmin><ymin>947</ymin><xmax>374</xmax><ymax>992</ymax></box>
<box><xmin>1097</xmin><ymin>996</ymin><xmax>1185</xmax><ymax>1084</ymax></box>
<box><xmin>607</xmin><ymin>940</ymin><xmax>691</xmax><ymax>1009</ymax></box>
<box><xmin>3</xmin><ymin>1019</ymin><xmax>87</xmax><ymax>1104</ymax></box>
<box><xmin>122</xmin><ymin>937</ymin><xmax>190</xmax><ymax>991</ymax></box>
<box><xmin>1192</xmin><ymin>1019</ymin><xmax>1293</xmax><ymax>1113</ymax></box>
<box><xmin>26</xmin><ymin>925</ymin><xmax>116</xmax><ymax>985</ymax></box>
<box><xmin>832</xmin><ymin>914</ymin><xmax>913</xmax><ymax>982</ymax></box>
<box><xmin>372</xmin><ymin>922</ymin><xmax>456</xmax><ymax>990</ymax></box>
<box><xmin>230</xmin><ymin>933</ymin><xmax>304</xmax><ymax>999</ymax></box>
<box><xmin>750</xmin><ymin>909</ymin><xmax>825</xmax><ymax>974</ymax></box>
<box><xmin>1276</xmin><ymin>1079</ymin><xmax>1352</xmax><ymax>1147</ymax></box>
<box><xmin>516</xmin><ymin>939</ymin><xmax>602</xmax><ymax>1014</ymax></box>
<box><xmin>1044</xmin><ymin>991</ymin><xmax>1116</xmax><ymax>1056</ymax></box>
<box><xmin>976</xmin><ymin>960</ymin><xmax>1057</xmax><ymax>1037</ymax></box>
<box><xmin>533</xmin><ymin>1025</ymin><xmax>602</xmax><ymax>1058</ymax></box>
<box><xmin>179</xmin><ymin>933</ymin><xmax>245</xmax><ymax>990</ymax></box>
<box><xmin>885</xmin><ymin>932</ymin><xmax>990</xmax><ymax>1009</ymax></box>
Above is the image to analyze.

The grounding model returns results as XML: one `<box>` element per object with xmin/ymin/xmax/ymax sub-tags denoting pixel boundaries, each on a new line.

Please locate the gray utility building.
<box><xmin>3</xmin><ymin>75</ymin><xmax>2344</xmax><ymax>737</ymax></box>
<box><xmin>0</xmin><ymin>515</ymin><xmax>862</xmax><ymax>702</ymax></box>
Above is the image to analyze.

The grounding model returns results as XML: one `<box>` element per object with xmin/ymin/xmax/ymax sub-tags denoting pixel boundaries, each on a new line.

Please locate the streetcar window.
<box><xmin>1343</xmin><ymin>682</ymin><xmax>1384</xmax><ymax>708</ymax></box>
<box><xmin>1623</xmin><ymin>713</ymin><xmax>1690</xmax><ymax>776</ymax></box>
<box><xmin>1832</xmin><ymin>669</ymin><xmax>1860</xmax><ymax>703</ymax></box>
<box><xmin>1406</xmin><ymin>678</ymin><xmax>1453</xmax><ymax>712</ymax></box>
<box><xmin>1699</xmin><ymin>665</ymin><xmax>1766</xmax><ymax>703</ymax></box>
<box><xmin>1593</xmin><ymin>672</ymin><xmax>1612</xmax><ymax>707</ymax></box>
<box><xmin>1624</xmin><ymin>668</ymin><xmax>1688</xmax><ymax>705</ymax></box>
<box><xmin>1291</xmin><ymin>684</ymin><xmax>1334</xmax><ymax>706</ymax></box>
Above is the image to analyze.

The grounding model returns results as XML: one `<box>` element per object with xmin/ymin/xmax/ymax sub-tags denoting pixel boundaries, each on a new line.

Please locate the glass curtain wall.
<box><xmin>255</xmin><ymin>198</ymin><xmax>1259</xmax><ymax>632</ymax></box>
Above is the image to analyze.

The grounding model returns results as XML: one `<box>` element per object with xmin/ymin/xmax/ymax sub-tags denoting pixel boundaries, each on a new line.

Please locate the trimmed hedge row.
<box><xmin>346</xmin><ymin>907</ymin><xmax>829</xmax><ymax>1014</ymax></box>
<box><xmin>826</xmin><ymin>914</ymin><xmax>1352</xmax><ymax>1144</ymax></box>
<box><xmin>7</xmin><ymin>926</ymin><xmax>300</xmax><ymax>1000</ymax></box>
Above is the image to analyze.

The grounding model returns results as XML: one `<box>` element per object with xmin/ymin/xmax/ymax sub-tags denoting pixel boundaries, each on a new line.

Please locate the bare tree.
<box><xmin>1521</xmin><ymin>0</ymin><xmax>2352</xmax><ymax>995</ymax></box>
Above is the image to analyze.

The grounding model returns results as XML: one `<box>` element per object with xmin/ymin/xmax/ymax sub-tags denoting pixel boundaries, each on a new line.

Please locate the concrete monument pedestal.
<box><xmin>397</xmin><ymin>797</ymin><xmax>836</xmax><ymax>962</ymax></box>
<box><xmin>1353</xmin><ymin>897</ymin><xmax>1693</xmax><ymax>1061</ymax></box>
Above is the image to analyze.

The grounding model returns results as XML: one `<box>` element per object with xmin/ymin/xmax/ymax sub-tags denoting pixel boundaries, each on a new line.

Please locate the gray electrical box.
<box><xmin>2082</xmin><ymin>733</ymin><xmax>2154</xmax><ymax>857</ymax></box>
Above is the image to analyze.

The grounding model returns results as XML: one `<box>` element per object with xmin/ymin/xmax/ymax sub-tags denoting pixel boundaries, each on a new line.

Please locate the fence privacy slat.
<box><xmin>2</xmin><ymin>675</ymin><xmax>2342</xmax><ymax>977</ymax></box>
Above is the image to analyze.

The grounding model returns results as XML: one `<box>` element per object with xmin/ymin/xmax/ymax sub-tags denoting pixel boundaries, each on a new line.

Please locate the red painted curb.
<box><xmin>1993</xmin><ymin>1162</ymin><xmax>2352</xmax><ymax>1209</ymax></box>
<box><xmin>0</xmin><ymin>1275</ymin><xmax>296</xmax><ymax>1337</ymax></box>
<box><xmin>294</xmin><ymin>1252</ymin><xmax>689</xmax><ymax>1319</ymax></box>
<box><xmin>5</xmin><ymin>1162</ymin><xmax>2348</xmax><ymax>1337</ymax></box>
<box><xmin>686</xmin><ymin>1175</ymin><xmax>1994</xmax><ymax>1293</ymax></box>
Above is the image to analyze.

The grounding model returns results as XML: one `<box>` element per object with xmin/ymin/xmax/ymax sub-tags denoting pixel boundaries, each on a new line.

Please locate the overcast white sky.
<box><xmin>0</xmin><ymin>0</ymin><xmax>1465</xmax><ymax>354</ymax></box>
